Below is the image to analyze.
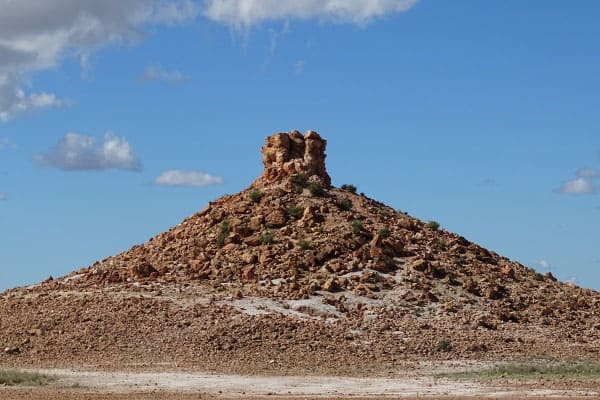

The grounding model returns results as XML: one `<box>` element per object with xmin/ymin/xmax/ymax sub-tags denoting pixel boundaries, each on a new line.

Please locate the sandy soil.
<box><xmin>2</xmin><ymin>367</ymin><xmax>600</xmax><ymax>399</ymax></box>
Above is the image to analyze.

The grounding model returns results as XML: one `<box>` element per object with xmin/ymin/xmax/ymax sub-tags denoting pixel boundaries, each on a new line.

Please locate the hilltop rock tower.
<box><xmin>253</xmin><ymin>130</ymin><xmax>331</xmax><ymax>188</ymax></box>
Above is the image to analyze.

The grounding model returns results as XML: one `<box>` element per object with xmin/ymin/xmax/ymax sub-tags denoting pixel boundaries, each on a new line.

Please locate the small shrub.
<box><xmin>351</xmin><ymin>219</ymin><xmax>363</xmax><ymax>235</ymax></box>
<box><xmin>337</xmin><ymin>198</ymin><xmax>352</xmax><ymax>211</ymax></box>
<box><xmin>436</xmin><ymin>339</ymin><xmax>453</xmax><ymax>352</ymax></box>
<box><xmin>437</xmin><ymin>239</ymin><xmax>447</xmax><ymax>251</ymax></box>
<box><xmin>427</xmin><ymin>220</ymin><xmax>440</xmax><ymax>231</ymax></box>
<box><xmin>248</xmin><ymin>189</ymin><xmax>263</xmax><ymax>203</ymax></box>
<box><xmin>216</xmin><ymin>220</ymin><xmax>229</xmax><ymax>247</ymax></box>
<box><xmin>297</xmin><ymin>239</ymin><xmax>311</xmax><ymax>250</ymax></box>
<box><xmin>341</xmin><ymin>184</ymin><xmax>357</xmax><ymax>194</ymax></box>
<box><xmin>535</xmin><ymin>272</ymin><xmax>545</xmax><ymax>282</ymax></box>
<box><xmin>290</xmin><ymin>173</ymin><xmax>309</xmax><ymax>187</ymax></box>
<box><xmin>307</xmin><ymin>182</ymin><xmax>325</xmax><ymax>197</ymax></box>
<box><xmin>379</xmin><ymin>226</ymin><xmax>390</xmax><ymax>239</ymax></box>
<box><xmin>286</xmin><ymin>205</ymin><xmax>303</xmax><ymax>219</ymax></box>
<box><xmin>261</xmin><ymin>230</ymin><xmax>275</xmax><ymax>244</ymax></box>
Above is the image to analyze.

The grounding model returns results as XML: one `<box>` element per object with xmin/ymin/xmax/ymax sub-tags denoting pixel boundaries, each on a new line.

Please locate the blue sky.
<box><xmin>1</xmin><ymin>0</ymin><xmax>599</xmax><ymax>291</ymax></box>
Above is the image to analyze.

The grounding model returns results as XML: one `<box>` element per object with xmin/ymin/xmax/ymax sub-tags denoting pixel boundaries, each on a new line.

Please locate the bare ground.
<box><xmin>2</xmin><ymin>364</ymin><xmax>600</xmax><ymax>399</ymax></box>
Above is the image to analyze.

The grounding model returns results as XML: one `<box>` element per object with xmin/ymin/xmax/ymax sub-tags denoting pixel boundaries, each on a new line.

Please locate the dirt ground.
<box><xmin>1</xmin><ymin>366</ymin><xmax>599</xmax><ymax>399</ymax></box>
<box><xmin>2</xmin><ymin>393</ymin><xmax>598</xmax><ymax>400</ymax></box>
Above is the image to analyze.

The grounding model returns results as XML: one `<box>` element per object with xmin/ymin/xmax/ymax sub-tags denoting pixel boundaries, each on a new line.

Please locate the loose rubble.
<box><xmin>1</xmin><ymin>130</ymin><xmax>599</xmax><ymax>374</ymax></box>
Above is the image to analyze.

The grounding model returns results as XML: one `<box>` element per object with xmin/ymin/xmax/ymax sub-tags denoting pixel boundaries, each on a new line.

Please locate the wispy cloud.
<box><xmin>534</xmin><ymin>260</ymin><xmax>552</xmax><ymax>271</ymax></box>
<box><xmin>204</xmin><ymin>0</ymin><xmax>418</xmax><ymax>29</ymax></box>
<box><xmin>0</xmin><ymin>77</ymin><xmax>63</xmax><ymax>121</ymax></box>
<box><xmin>576</xmin><ymin>167</ymin><xmax>600</xmax><ymax>178</ymax></box>
<box><xmin>294</xmin><ymin>59</ymin><xmax>306</xmax><ymax>74</ymax></box>
<box><xmin>557</xmin><ymin>160</ymin><xmax>600</xmax><ymax>195</ymax></box>
<box><xmin>34</xmin><ymin>132</ymin><xmax>141</xmax><ymax>171</ymax></box>
<box><xmin>0</xmin><ymin>137</ymin><xmax>16</xmax><ymax>150</ymax></box>
<box><xmin>141</xmin><ymin>66</ymin><xmax>189</xmax><ymax>83</ymax></box>
<box><xmin>556</xmin><ymin>177</ymin><xmax>598</xmax><ymax>195</ymax></box>
<box><xmin>154</xmin><ymin>170</ymin><xmax>223</xmax><ymax>187</ymax></box>
<box><xmin>0</xmin><ymin>192</ymin><xmax>7</xmax><ymax>201</ymax></box>
<box><xmin>0</xmin><ymin>0</ymin><xmax>200</xmax><ymax>121</ymax></box>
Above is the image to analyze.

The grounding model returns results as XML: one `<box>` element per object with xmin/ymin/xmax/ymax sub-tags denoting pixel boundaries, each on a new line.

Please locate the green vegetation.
<box><xmin>341</xmin><ymin>184</ymin><xmax>357</xmax><ymax>194</ymax></box>
<box><xmin>0</xmin><ymin>370</ymin><xmax>54</xmax><ymax>386</ymax></box>
<box><xmin>437</xmin><ymin>239</ymin><xmax>447</xmax><ymax>251</ymax></box>
<box><xmin>261</xmin><ymin>230</ymin><xmax>275</xmax><ymax>244</ymax></box>
<box><xmin>435</xmin><ymin>339</ymin><xmax>452</xmax><ymax>352</ymax></box>
<box><xmin>535</xmin><ymin>272</ymin><xmax>545</xmax><ymax>281</ymax></box>
<box><xmin>290</xmin><ymin>174</ymin><xmax>310</xmax><ymax>193</ymax></box>
<box><xmin>248</xmin><ymin>188</ymin><xmax>263</xmax><ymax>203</ymax></box>
<box><xmin>297</xmin><ymin>239</ymin><xmax>311</xmax><ymax>250</ymax></box>
<box><xmin>216</xmin><ymin>220</ymin><xmax>230</xmax><ymax>247</ymax></box>
<box><xmin>290</xmin><ymin>173</ymin><xmax>309</xmax><ymax>187</ymax></box>
<box><xmin>378</xmin><ymin>226</ymin><xmax>390</xmax><ymax>239</ymax></box>
<box><xmin>443</xmin><ymin>361</ymin><xmax>600</xmax><ymax>381</ymax></box>
<box><xmin>351</xmin><ymin>219</ymin><xmax>363</xmax><ymax>235</ymax></box>
<box><xmin>286</xmin><ymin>205</ymin><xmax>303</xmax><ymax>219</ymax></box>
<box><xmin>337</xmin><ymin>198</ymin><xmax>352</xmax><ymax>211</ymax></box>
<box><xmin>427</xmin><ymin>220</ymin><xmax>440</xmax><ymax>231</ymax></box>
<box><xmin>307</xmin><ymin>182</ymin><xmax>325</xmax><ymax>197</ymax></box>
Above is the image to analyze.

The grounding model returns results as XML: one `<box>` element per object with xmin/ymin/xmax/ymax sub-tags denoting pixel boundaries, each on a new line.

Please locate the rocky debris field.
<box><xmin>1</xmin><ymin>130</ymin><xmax>600</xmax><ymax>373</ymax></box>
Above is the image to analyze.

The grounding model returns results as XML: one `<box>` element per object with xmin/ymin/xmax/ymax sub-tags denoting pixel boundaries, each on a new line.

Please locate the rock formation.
<box><xmin>1</xmin><ymin>129</ymin><xmax>600</xmax><ymax>374</ymax></box>
<box><xmin>253</xmin><ymin>130</ymin><xmax>331</xmax><ymax>188</ymax></box>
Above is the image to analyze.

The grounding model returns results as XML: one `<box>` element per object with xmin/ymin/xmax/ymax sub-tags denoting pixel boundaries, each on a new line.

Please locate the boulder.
<box><xmin>265</xmin><ymin>209</ymin><xmax>287</xmax><ymax>228</ymax></box>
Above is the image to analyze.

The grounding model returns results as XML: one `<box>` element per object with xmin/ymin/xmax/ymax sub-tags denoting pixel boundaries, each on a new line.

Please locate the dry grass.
<box><xmin>443</xmin><ymin>361</ymin><xmax>600</xmax><ymax>381</ymax></box>
<box><xmin>0</xmin><ymin>369</ymin><xmax>54</xmax><ymax>386</ymax></box>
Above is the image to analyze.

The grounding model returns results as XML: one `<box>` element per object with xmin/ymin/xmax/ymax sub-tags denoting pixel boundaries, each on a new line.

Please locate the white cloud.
<box><xmin>141</xmin><ymin>66</ymin><xmax>189</xmax><ymax>82</ymax></box>
<box><xmin>577</xmin><ymin>167</ymin><xmax>600</xmax><ymax>178</ymax></box>
<box><xmin>0</xmin><ymin>76</ymin><xmax>63</xmax><ymax>121</ymax></box>
<box><xmin>294</xmin><ymin>59</ymin><xmax>306</xmax><ymax>74</ymax></box>
<box><xmin>535</xmin><ymin>260</ymin><xmax>551</xmax><ymax>270</ymax></box>
<box><xmin>154</xmin><ymin>169</ymin><xmax>223</xmax><ymax>187</ymax></box>
<box><xmin>0</xmin><ymin>192</ymin><xmax>7</xmax><ymax>201</ymax></box>
<box><xmin>34</xmin><ymin>132</ymin><xmax>141</xmax><ymax>171</ymax></box>
<box><xmin>0</xmin><ymin>0</ymin><xmax>200</xmax><ymax>121</ymax></box>
<box><xmin>557</xmin><ymin>177</ymin><xmax>597</xmax><ymax>195</ymax></box>
<box><xmin>204</xmin><ymin>0</ymin><xmax>418</xmax><ymax>28</ymax></box>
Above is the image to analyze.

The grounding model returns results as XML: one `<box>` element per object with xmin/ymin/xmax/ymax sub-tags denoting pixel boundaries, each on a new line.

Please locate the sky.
<box><xmin>1</xmin><ymin>0</ymin><xmax>599</xmax><ymax>291</ymax></box>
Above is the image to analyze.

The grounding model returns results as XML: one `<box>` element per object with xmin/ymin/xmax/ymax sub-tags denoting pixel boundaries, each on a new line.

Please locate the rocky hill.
<box><xmin>1</xmin><ymin>130</ymin><xmax>599</xmax><ymax>374</ymax></box>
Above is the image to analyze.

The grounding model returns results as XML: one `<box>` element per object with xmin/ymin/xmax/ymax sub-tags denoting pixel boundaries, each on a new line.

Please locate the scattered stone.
<box><xmin>4</xmin><ymin>346</ymin><xmax>20</xmax><ymax>354</ymax></box>
<box><xmin>1</xmin><ymin>129</ymin><xmax>598</xmax><ymax>374</ymax></box>
<box><xmin>322</xmin><ymin>278</ymin><xmax>340</xmax><ymax>292</ymax></box>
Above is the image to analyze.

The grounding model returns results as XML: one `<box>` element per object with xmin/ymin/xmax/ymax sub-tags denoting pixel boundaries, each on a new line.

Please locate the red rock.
<box><xmin>253</xmin><ymin>130</ymin><xmax>331</xmax><ymax>188</ymax></box>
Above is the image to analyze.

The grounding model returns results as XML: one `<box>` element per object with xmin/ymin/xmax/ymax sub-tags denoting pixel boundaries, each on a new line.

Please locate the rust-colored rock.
<box><xmin>130</xmin><ymin>262</ymin><xmax>157</xmax><ymax>279</ymax></box>
<box><xmin>1</xmin><ymin>129</ymin><xmax>600</xmax><ymax>375</ymax></box>
<box><xmin>253</xmin><ymin>130</ymin><xmax>331</xmax><ymax>188</ymax></box>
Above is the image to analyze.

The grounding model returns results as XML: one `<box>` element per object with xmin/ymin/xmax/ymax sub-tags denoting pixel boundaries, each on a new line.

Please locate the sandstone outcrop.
<box><xmin>253</xmin><ymin>130</ymin><xmax>331</xmax><ymax>188</ymax></box>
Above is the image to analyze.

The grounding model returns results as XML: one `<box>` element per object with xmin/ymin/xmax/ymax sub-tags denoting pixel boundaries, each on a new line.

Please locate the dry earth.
<box><xmin>2</xmin><ymin>363</ymin><xmax>600</xmax><ymax>399</ymax></box>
